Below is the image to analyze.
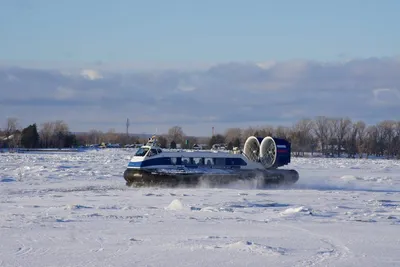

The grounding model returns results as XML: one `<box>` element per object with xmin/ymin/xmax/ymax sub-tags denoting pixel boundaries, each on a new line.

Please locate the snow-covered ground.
<box><xmin>1</xmin><ymin>149</ymin><xmax>399</xmax><ymax>267</ymax></box>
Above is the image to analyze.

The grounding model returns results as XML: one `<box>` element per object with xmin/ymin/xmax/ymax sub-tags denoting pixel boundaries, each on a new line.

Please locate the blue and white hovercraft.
<box><xmin>123</xmin><ymin>135</ymin><xmax>299</xmax><ymax>188</ymax></box>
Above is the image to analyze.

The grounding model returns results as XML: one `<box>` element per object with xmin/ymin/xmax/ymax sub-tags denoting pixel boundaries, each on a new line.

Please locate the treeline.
<box><xmin>219</xmin><ymin>117</ymin><xmax>400</xmax><ymax>159</ymax></box>
<box><xmin>1</xmin><ymin>117</ymin><xmax>400</xmax><ymax>159</ymax></box>
<box><xmin>164</xmin><ymin>118</ymin><xmax>400</xmax><ymax>159</ymax></box>
<box><xmin>0</xmin><ymin>118</ymin><xmax>139</xmax><ymax>149</ymax></box>
<box><xmin>0</xmin><ymin>119</ymin><xmax>79</xmax><ymax>149</ymax></box>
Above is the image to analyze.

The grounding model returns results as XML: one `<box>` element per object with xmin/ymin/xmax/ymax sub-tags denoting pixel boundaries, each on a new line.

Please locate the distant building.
<box><xmin>192</xmin><ymin>144</ymin><xmax>208</xmax><ymax>150</ymax></box>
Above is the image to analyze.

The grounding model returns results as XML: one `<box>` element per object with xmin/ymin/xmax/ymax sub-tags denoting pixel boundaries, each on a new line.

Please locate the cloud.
<box><xmin>80</xmin><ymin>69</ymin><xmax>103</xmax><ymax>80</ymax></box>
<box><xmin>177</xmin><ymin>82</ymin><xmax>196</xmax><ymax>92</ymax></box>
<box><xmin>1</xmin><ymin>57</ymin><xmax>400</xmax><ymax>135</ymax></box>
<box><xmin>256</xmin><ymin>61</ymin><xmax>277</xmax><ymax>70</ymax></box>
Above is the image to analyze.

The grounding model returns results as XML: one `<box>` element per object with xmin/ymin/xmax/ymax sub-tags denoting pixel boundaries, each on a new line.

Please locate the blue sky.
<box><xmin>1</xmin><ymin>1</ymin><xmax>400</xmax><ymax>136</ymax></box>
<box><xmin>1</xmin><ymin>0</ymin><xmax>399</xmax><ymax>63</ymax></box>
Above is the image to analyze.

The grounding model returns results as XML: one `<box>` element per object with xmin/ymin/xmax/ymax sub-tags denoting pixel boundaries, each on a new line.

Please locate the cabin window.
<box><xmin>147</xmin><ymin>148</ymin><xmax>158</xmax><ymax>157</ymax></box>
<box><xmin>225</xmin><ymin>158</ymin><xmax>236</xmax><ymax>166</ymax></box>
<box><xmin>192</xmin><ymin>157</ymin><xmax>203</xmax><ymax>165</ymax></box>
<box><xmin>181</xmin><ymin>157</ymin><xmax>190</xmax><ymax>165</ymax></box>
<box><xmin>135</xmin><ymin>147</ymin><xmax>149</xmax><ymax>157</ymax></box>
<box><xmin>204</xmin><ymin>158</ymin><xmax>214</xmax><ymax>166</ymax></box>
<box><xmin>171</xmin><ymin>157</ymin><xmax>177</xmax><ymax>165</ymax></box>
<box><xmin>214</xmin><ymin>158</ymin><xmax>225</xmax><ymax>166</ymax></box>
<box><xmin>226</xmin><ymin>158</ymin><xmax>247</xmax><ymax>166</ymax></box>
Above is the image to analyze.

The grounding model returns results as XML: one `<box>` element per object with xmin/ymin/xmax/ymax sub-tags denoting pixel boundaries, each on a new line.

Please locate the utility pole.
<box><xmin>126</xmin><ymin>118</ymin><xmax>130</xmax><ymax>137</ymax></box>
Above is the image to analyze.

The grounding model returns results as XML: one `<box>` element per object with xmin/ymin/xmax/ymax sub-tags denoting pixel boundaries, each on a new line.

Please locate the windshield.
<box><xmin>134</xmin><ymin>147</ymin><xmax>149</xmax><ymax>157</ymax></box>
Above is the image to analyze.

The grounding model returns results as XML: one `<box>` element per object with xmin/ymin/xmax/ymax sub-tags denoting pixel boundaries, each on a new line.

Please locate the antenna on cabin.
<box><xmin>126</xmin><ymin>118</ymin><xmax>130</xmax><ymax>136</ymax></box>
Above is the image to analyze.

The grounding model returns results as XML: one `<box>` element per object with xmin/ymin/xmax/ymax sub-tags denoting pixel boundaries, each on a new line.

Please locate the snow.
<box><xmin>1</xmin><ymin>150</ymin><xmax>399</xmax><ymax>267</ymax></box>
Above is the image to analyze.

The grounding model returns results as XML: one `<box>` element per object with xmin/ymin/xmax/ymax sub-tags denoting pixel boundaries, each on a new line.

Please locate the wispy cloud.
<box><xmin>1</xmin><ymin>57</ymin><xmax>400</xmax><ymax>135</ymax></box>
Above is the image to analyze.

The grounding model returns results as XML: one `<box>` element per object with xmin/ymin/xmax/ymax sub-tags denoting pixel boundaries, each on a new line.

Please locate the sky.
<box><xmin>1</xmin><ymin>0</ymin><xmax>400</xmax><ymax>136</ymax></box>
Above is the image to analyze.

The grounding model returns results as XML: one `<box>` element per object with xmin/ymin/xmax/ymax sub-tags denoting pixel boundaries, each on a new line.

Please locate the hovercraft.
<box><xmin>123</xmin><ymin>135</ymin><xmax>299</xmax><ymax>188</ymax></box>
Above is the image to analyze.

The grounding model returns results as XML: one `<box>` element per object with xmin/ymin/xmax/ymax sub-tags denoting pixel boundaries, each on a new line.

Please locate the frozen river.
<box><xmin>1</xmin><ymin>149</ymin><xmax>399</xmax><ymax>266</ymax></box>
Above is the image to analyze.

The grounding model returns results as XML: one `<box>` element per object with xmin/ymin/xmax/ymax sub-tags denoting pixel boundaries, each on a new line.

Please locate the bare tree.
<box><xmin>377</xmin><ymin>120</ymin><xmax>396</xmax><ymax>157</ymax></box>
<box><xmin>347</xmin><ymin>120</ymin><xmax>366</xmax><ymax>158</ymax></box>
<box><xmin>364</xmin><ymin>125</ymin><xmax>379</xmax><ymax>157</ymax></box>
<box><xmin>157</xmin><ymin>135</ymin><xmax>168</xmax><ymax>148</ymax></box>
<box><xmin>335</xmin><ymin>117</ymin><xmax>352</xmax><ymax>157</ymax></box>
<box><xmin>275</xmin><ymin>126</ymin><xmax>290</xmax><ymax>139</ymax></box>
<box><xmin>5</xmin><ymin>117</ymin><xmax>18</xmax><ymax>136</ymax></box>
<box><xmin>224</xmin><ymin>127</ymin><xmax>242</xmax><ymax>143</ymax></box>
<box><xmin>314</xmin><ymin>116</ymin><xmax>330</xmax><ymax>155</ymax></box>
<box><xmin>394</xmin><ymin>121</ymin><xmax>400</xmax><ymax>159</ymax></box>
<box><xmin>168</xmin><ymin>126</ymin><xmax>184</xmax><ymax>144</ymax></box>
<box><xmin>39</xmin><ymin>121</ymin><xmax>55</xmax><ymax>148</ymax></box>
<box><xmin>4</xmin><ymin>117</ymin><xmax>20</xmax><ymax>148</ymax></box>
<box><xmin>355</xmin><ymin>121</ymin><xmax>367</xmax><ymax>157</ymax></box>
<box><xmin>291</xmin><ymin>118</ymin><xmax>314</xmax><ymax>156</ymax></box>
<box><xmin>87</xmin><ymin>129</ymin><xmax>103</xmax><ymax>144</ymax></box>
<box><xmin>53</xmin><ymin>120</ymin><xmax>69</xmax><ymax>148</ymax></box>
<box><xmin>105</xmin><ymin>128</ymin><xmax>118</xmax><ymax>143</ymax></box>
<box><xmin>242</xmin><ymin>126</ymin><xmax>257</xmax><ymax>139</ymax></box>
<box><xmin>260</xmin><ymin>125</ymin><xmax>275</xmax><ymax>137</ymax></box>
<box><xmin>326</xmin><ymin>118</ymin><xmax>339</xmax><ymax>156</ymax></box>
<box><xmin>53</xmin><ymin>120</ymin><xmax>69</xmax><ymax>134</ymax></box>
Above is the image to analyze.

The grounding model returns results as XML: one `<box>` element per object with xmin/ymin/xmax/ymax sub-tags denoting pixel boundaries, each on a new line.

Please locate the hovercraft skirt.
<box><xmin>123</xmin><ymin>168</ymin><xmax>299</xmax><ymax>188</ymax></box>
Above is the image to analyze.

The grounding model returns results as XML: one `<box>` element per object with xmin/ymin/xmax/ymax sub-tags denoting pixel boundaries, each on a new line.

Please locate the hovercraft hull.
<box><xmin>123</xmin><ymin>168</ymin><xmax>299</xmax><ymax>188</ymax></box>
